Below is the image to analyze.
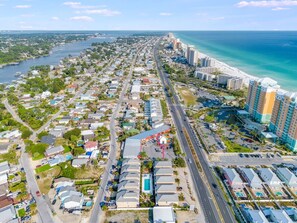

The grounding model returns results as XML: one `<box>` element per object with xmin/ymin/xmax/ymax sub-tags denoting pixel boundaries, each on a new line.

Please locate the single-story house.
<box><xmin>45</xmin><ymin>145</ymin><xmax>64</xmax><ymax>157</ymax></box>
<box><xmin>84</xmin><ymin>141</ymin><xmax>98</xmax><ymax>152</ymax></box>
<box><xmin>153</xmin><ymin>206</ymin><xmax>176</xmax><ymax>223</ymax></box>
<box><xmin>72</xmin><ymin>158</ymin><xmax>89</xmax><ymax>168</ymax></box>
<box><xmin>40</xmin><ymin>135</ymin><xmax>56</xmax><ymax>145</ymax></box>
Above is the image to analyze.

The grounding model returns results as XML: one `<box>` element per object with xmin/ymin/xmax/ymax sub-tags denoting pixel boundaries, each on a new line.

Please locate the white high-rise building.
<box><xmin>187</xmin><ymin>46</ymin><xmax>198</xmax><ymax>66</ymax></box>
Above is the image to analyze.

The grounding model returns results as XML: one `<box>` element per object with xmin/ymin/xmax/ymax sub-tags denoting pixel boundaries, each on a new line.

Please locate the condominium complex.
<box><xmin>187</xmin><ymin>45</ymin><xmax>198</xmax><ymax>66</ymax></box>
<box><xmin>146</xmin><ymin>98</ymin><xmax>164</xmax><ymax>129</ymax></box>
<box><xmin>269</xmin><ymin>91</ymin><xmax>297</xmax><ymax>151</ymax></box>
<box><xmin>227</xmin><ymin>77</ymin><xmax>243</xmax><ymax>90</ymax></box>
<box><xmin>245</xmin><ymin>78</ymin><xmax>280</xmax><ymax>124</ymax></box>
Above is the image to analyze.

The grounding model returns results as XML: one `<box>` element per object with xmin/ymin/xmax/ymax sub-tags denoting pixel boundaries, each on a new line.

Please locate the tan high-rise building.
<box><xmin>245</xmin><ymin>78</ymin><xmax>280</xmax><ymax>124</ymax></box>
<box><xmin>269</xmin><ymin>91</ymin><xmax>297</xmax><ymax>151</ymax></box>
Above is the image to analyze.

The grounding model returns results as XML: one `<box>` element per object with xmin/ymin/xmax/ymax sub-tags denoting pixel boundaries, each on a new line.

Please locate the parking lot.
<box><xmin>210</xmin><ymin>153</ymin><xmax>290</xmax><ymax>166</ymax></box>
<box><xmin>142</xmin><ymin>139</ymin><xmax>176</xmax><ymax>160</ymax></box>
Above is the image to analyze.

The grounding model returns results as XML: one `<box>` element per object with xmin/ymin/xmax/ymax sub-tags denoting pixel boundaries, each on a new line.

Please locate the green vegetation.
<box><xmin>223</xmin><ymin>138</ymin><xmax>253</xmax><ymax>153</ymax></box>
<box><xmin>118</xmin><ymin>129</ymin><xmax>140</xmax><ymax>142</ymax></box>
<box><xmin>18</xmin><ymin>208</ymin><xmax>26</xmax><ymax>217</ymax></box>
<box><xmin>163</xmin><ymin>64</ymin><xmax>175</xmax><ymax>74</ymax></box>
<box><xmin>173</xmin><ymin>157</ymin><xmax>186</xmax><ymax>167</ymax></box>
<box><xmin>97</xmin><ymin>126</ymin><xmax>110</xmax><ymax>141</ymax></box>
<box><xmin>9</xmin><ymin>181</ymin><xmax>26</xmax><ymax>193</ymax></box>
<box><xmin>0</xmin><ymin>149</ymin><xmax>18</xmax><ymax>165</ymax></box>
<box><xmin>26</xmin><ymin>142</ymin><xmax>48</xmax><ymax>160</ymax></box>
<box><xmin>0</xmin><ymin>103</ymin><xmax>32</xmax><ymax>139</ymax></box>
<box><xmin>172</xmin><ymin>136</ymin><xmax>182</xmax><ymax>156</ymax></box>
<box><xmin>64</xmin><ymin>128</ymin><xmax>81</xmax><ymax>141</ymax></box>
<box><xmin>75</xmin><ymin>180</ymin><xmax>95</xmax><ymax>185</ymax></box>
<box><xmin>35</xmin><ymin>164</ymin><xmax>52</xmax><ymax>173</ymax></box>
<box><xmin>204</xmin><ymin>114</ymin><xmax>215</xmax><ymax>123</ymax></box>
<box><xmin>160</xmin><ymin>99</ymin><xmax>169</xmax><ymax>117</ymax></box>
<box><xmin>72</xmin><ymin>147</ymin><xmax>85</xmax><ymax>156</ymax></box>
<box><xmin>177</xmin><ymin>86</ymin><xmax>196</xmax><ymax>106</ymax></box>
<box><xmin>58</xmin><ymin>162</ymin><xmax>77</xmax><ymax>179</ymax></box>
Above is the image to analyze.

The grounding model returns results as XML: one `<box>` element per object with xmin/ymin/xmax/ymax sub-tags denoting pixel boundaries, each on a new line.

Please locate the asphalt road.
<box><xmin>154</xmin><ymin>40</ymin><xmax>236</xmax><ymax>223</ymax></box>
<box><xmin>89</xmin><ymin>39</ymin><xmax>155</xmax><ymax>223</ymax></box>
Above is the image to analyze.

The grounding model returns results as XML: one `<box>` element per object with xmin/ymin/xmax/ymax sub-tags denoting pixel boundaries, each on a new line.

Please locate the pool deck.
<box><xmin>142</xmin><ymin>173</ymin><xmax>153</xmax><ymax>194</ymax></box>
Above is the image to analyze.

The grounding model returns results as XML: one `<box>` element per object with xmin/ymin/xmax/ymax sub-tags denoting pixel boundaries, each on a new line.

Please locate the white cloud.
<box><xmin>83</xmin><ymin>9</ymin><xmax>121</xmax><ymax>16</ymax></box>
<box><xmin>15</xmin><ymin>5</ymin><xmax>31</xmax><ymax>8</ymax></box>
<box><xmin>236</xmin><ymin>1</ymin><xmax>297</xmax><ymax>8</ymax></box>
<box><xmin>272</xmin><ymin>7</ymin><xmax>290</xmax><ymax>10</ymax></box>
<box><xmin>160</xmin><ymin>12</ymin><xmax>172</xmax><ymax>16</ymax></box>
<box><xmin>63</xmin><ymin>1</ymin><xmax>99</xmax><ymax>9</ymax></box>
<box><xmin>51</xmin><ymin>16</ymin><xmax>60</xmax><ymax>20</ymax></box>
<box><xmin>70</xmin><ymin>16</ymin><xmax>93</xmax><ymax>22</ymax></box>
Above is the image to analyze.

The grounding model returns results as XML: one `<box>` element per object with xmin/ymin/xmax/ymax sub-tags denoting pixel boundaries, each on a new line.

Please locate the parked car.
<box><xmin>36</xmin><ymin>191</ymin><xmax>41</xmax><ymax>197</ymax></box>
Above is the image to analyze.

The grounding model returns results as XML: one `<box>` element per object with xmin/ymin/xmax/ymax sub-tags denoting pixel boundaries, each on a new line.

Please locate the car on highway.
<box><xmin>188</xmin><ymin>158</ymin><xmax>192</xmax><ymax>164</ymax></box>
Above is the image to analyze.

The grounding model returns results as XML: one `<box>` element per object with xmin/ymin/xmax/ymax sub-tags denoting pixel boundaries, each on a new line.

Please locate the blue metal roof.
<box><xmin>130</xmin><ymin>125</ymin><xmax>170</xmax><ymax>140</ymax></box>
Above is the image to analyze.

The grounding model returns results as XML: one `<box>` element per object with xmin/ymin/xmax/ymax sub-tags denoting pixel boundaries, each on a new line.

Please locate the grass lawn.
<box><xmin>37</xmin><ymin>166</ymin><xmax>60</xmax><ymax>194</ymax></box>
<box><xmin>160</xmin><ymin>99</ymin><xmax>169</xmax><ymax>117</ymax></box>
<box><xmin>18</xmin><ymin>208</ymin><xmax>26</xmax><ymax>217</ymax></box>
<box><xmin>177</xmin><ymin>87</ymin><xmax>197</xmax><ymax>107</ymax></box>
<box><xmin>223</xmin><ymin>138</ymin><xmax>253</xmax><ymax>153</ymax></box>
<box><xmin>0</xmin><ymin>149</ymin><xmax>19</xmax><ymax>165</ymax></box>
<box><xmin>35</xmin><ymin>164</ymin><xmax>52</xmax><ymax>173</ymax></box>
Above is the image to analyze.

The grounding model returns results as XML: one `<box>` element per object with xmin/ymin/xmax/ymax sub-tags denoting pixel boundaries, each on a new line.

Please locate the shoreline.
<box><xmin>173</xmin><ymin>34</ymin><xmax>257</xmax><ymax>86</ymax></box>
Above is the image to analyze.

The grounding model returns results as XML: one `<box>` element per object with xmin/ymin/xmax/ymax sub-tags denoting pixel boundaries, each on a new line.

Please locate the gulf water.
<box><xmin>174</xmin><ymin>31</ymin><xmax>297</xmax><ymax>91</ymax></box>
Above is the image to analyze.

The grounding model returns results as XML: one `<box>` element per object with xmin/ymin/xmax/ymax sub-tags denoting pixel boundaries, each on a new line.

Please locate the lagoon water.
<box><xmin>0</xmin><ymin>36</ymin><xmax>114</xmax><ymax>83</ymax></box>
<box><xmin>174</xmin><ymin>31</ymin><xmax>297</xmax><ymax>91</ymax></box>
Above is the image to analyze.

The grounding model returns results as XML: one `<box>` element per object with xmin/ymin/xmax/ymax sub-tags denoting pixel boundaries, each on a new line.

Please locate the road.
<box><xmin>89</xmin><ymin>39</ymin><xmax>154</xmax><ymax>223</ymax></box>
<box><xmin>154</xmin><ymin>40</ymin><xmax>237</xmax><ymax>223</ymax></box>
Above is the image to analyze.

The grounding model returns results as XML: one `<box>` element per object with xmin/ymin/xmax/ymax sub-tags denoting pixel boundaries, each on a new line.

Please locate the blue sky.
<box><xmin>0</xmin><ymin>0</ymin><xmax>297</xmax><ymax>30</ymax></box>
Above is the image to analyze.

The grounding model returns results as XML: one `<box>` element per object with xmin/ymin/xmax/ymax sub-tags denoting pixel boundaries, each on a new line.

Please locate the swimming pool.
<box><xmin>144</xmin><ymin>179</ymin><xmax>151</xmax><ymax>191</ymax></box>
<box><xmin>275</xmin><ymin>191</ymin><xmax>282</xmax><ymax>196</ymax></box>
<box><xmin>235</xmin><ymin>191</ymin><xmax>244</xmax><ymax>197</ymax></box>
<box><xmin>142</xmin><ymin>174</ymin><xmax>153</xmax><ymax>194</ymax></box>
<box><xmin>256</xmin><ymin>192</ymin><xmax>263</xmax><ymax>197</ymax></box>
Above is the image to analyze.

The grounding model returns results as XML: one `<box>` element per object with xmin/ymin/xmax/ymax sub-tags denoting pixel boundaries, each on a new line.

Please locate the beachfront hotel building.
<box><xmin>245</xmin><ymin>77</ymin><xmax>280</xmax><ymax>124</ymax></box>
<box><xmin>269</xmin><ymin>91</ymin><xmax>297</xmax><ymax>151</ymax></box>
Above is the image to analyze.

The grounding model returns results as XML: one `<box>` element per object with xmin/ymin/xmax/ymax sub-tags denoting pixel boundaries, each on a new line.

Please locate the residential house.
<box><xmin>84</xmin><ymin>141</ymin><xmax>98</xmax><ymax>152</ymax></box>
<box><xmin>276</xmin><ymin>168</ymin><xmax>297</xmax><ymax>188</ymax></box>
<box><xmin>258</xmin><ymin>168</ymin><xmax>282</xmax><ymax>188</ymax></box>
<box><xmin>72</xmin><ymin>158</ymin><xmax>89</xmax><ymax>168</ymax></box>
<box><xmin>45</xmin><ymin>145</ymin><xmax>64</xmax><ymax>157</ymax></box>
<box><xmin>223</xmin><ymin>168</ymin><xmax>244</xmax><ymax>189</ymax></box>
<box><xmin>240</xmin><ymin>168</ymin><xmax>263</xmax><ymax>189</ymax></box>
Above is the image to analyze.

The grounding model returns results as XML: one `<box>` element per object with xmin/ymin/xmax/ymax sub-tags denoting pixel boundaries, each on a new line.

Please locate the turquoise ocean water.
<box><xmin>174</xmin><ymin>31</ymin><xmax>297</xmax><ymax>91</ymax></box>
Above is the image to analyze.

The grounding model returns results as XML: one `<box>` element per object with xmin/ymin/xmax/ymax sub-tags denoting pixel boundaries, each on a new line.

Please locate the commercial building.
<box><xmin>258</xmin><ymin>168</ymin><xmax>282</xmax><ymax>188</ymax></box>
<box><xmin>269</xmin><ymin>91</ymin><xmax>297</xmax><ymax>151</ymax></box>
<box><xmin>240</xmin><ymin>168</ymin><xmax>263</xmax><ymax>189</ymax></box>
<box><xmin>223</xmin><ymin>168</ymin><xmax>244</xmax><ymax>189</ymax></box>
<box><xmin>122</xmin><ymin>125</ymin><xmax>170</xmax><ymax>159</ymax></box>
<box><xmin>245</xmin><ymin>78</ymin><xmax>280</xmax><ymax>124</ymax></box>
<box><xmin>276</xmin><ymin>168</ymin><xmax>297</xmax><ymax>188</ymax></box>
<box><xmin>200</xmin><ymin>57</ymin><xmax>212</xmax><ymax>67</ymax></box>
<box><xmin>153</xmin><ymin>206</ymin><xmax>176</xmax><ymax>223</ymax></box>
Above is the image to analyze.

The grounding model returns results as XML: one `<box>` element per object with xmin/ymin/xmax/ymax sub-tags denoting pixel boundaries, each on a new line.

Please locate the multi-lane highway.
<box><xmin>154</xmin><ymin>39</ymin><xmax>237</xmax><ymax>223</ymax></box>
